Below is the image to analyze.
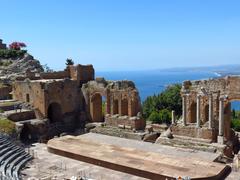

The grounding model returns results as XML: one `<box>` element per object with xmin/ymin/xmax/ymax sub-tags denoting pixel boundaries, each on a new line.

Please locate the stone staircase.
<box><xmin>0</xmin><ymin>134</ymin><xmax>32</xmax><ymax>180</ymax></box>
<box><xmin>156</xmin><ymin>135</ymin><xmax>220</xmax><ymax>153</ymax></box>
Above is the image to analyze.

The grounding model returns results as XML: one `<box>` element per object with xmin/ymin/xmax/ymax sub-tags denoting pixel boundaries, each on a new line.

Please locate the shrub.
<box><xmin>0</xmin><ymin>49</ymin><xmax>27</xmax><ymax>59</ymax></box>
<box><xmin>0</xmin><ymin>118</ymin><xmax>16</xmax><ymax>135</ymax></box>
<box><xmin>232</xmin><ymin>119</ymin><xmax>240</xmax><ymax>132</ymax></box>
<box><xmin>159</xmin><ymin>109</ymin><xmax>171</xmax><ymax>124</ymax></box>
<box><xmin>148</xmin><ymin>111</ymin><xmax>160</xmax><ymax>124</ymax></box>
<box><xmin>148</xmin><ymin>109</ymin><xmax>171</xmax><ymax>124</ymax></box>
<box><xmin>143</xmin><ymin>84</ymin><xmax>182</xmax><ymax>120</ymax></box>
<box><xmin>9</xmin><ymin>42</ymin><xmax>26</xmax><ymax>50</ymax></box>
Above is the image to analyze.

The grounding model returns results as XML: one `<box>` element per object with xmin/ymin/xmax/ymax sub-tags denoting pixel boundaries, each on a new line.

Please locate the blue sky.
<box><xmin>1</xmin><ymin>0</ymin><xmax>240</xmax><ymax>71</ymax></box>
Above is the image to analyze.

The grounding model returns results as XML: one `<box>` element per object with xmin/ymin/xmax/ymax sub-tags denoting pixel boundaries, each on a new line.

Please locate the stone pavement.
<box><xmin>47</xmin><ymin>133</ymin><xmax>230</xmax><ymax>179</ymax></box>
<box><xmin>21</xmin><ymin>143</ymin><xmax>147</xmax><ymax>180</ymax></box>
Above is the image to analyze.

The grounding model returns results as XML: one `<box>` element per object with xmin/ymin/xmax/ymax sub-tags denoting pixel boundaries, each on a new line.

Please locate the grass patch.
<box><xmin>0</xmin><ymin>101</ymin><xmax>17</xmax><ymax>107</ymax></box>
<box><xmin>0</xmin><ymin>118</ymin><xmax>16</xmax><ymax>135</ymax></box>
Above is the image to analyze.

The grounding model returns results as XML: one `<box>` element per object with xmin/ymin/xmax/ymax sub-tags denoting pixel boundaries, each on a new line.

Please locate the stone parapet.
<box><xmin>105</xmin><ymin>114</ymin><xmax>145</xmax><ymax>130</ymax></box>
<box><xmin>171</xmin><ymin>124</ymin><xmax>217</xmax><ymax>142</ymax></box>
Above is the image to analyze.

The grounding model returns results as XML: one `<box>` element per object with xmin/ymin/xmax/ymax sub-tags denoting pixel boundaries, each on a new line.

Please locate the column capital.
<box><xmin>219</xmin><ymin>95</ymin><xmax>228</xmax><ymax>101</ymax></box>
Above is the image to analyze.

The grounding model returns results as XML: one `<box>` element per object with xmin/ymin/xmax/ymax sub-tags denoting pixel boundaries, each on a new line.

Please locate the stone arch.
<box><xmin>189</xmin><ymin>102</ymin><xmax>197</xmax><ymax>123</ymax></box>
<box><xmin>47</xmin><ymin>102</ymin><xmax>63</xmax><ymax>123</ymax></box>
<box><xmin>121</xmin><ymin>99</ymin><xmax>128</xmax><ymax>116</ymax></box>
<box><xmin>90</xmin><ymin>93</ymin><xmax>103</xmax><ymax>122</ymax></box>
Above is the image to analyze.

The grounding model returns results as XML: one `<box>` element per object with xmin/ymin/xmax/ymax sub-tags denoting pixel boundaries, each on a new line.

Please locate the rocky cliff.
<box><xmin>0</xmin><ymin>53</ymin><xmax>44</xmax><ymax>82</ymax></box>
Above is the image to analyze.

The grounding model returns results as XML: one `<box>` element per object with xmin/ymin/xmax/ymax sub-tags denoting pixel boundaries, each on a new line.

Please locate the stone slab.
<box><xmin>47</xmin><ymin>133</ymin><xmax>231</xmax><ymax>180</ymax></box>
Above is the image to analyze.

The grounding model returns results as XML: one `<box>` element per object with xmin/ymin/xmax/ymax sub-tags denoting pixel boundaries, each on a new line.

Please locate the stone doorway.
<box><xmin>121</xmin><ymin>99</ymin><xmax>128</xmax><ymax>116</ymax></box>
<box><xmin>47</xmin><ymin>102</ymin><xmax>63</xmax><ymax>123</ymax></box>
<box><xmin>189</xmin><ymin>102</ymin><xmax>196</xmax><ymax>123</ymax></box>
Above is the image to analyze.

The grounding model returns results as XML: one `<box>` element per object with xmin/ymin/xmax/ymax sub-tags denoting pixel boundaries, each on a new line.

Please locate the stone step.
<box><xmin>156</xmin><ymin>136</ymin><xmax>217</xmax><ymax>153</ymax></box>
<box><xmin>0</xmin><ymin>144</ymin><xmax>16</xmax><ymax>155</ymax></box>
<box><xmin>0</xmin><ymin>147</ymin><xmax>23</xmax><ymax>163</ymax></box>
<box><xmin>0</xmin><ymin>150</ymin><xmax>25</xmax><ymax>175</ymax></box>
<box><xmin>0</xmin><ymin>133</ymin><xmax>32</xmax><ymax>179</ymax></box>
<box><xmin>173</xmin><ymin>135</ymin><xmax>213</xmax><ymax>144</ymax></box>
<box><xmin>12</xmin><ymin>156</ymin><xmax>32</xmax><ymax>180</ymax></box>
<box><xmin>6</xmin><ymin>154</ymin><xmax>30</xmax><ymax>178</ymax></box>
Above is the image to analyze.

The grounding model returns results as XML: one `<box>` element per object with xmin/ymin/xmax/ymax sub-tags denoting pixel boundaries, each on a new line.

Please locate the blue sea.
<box><xmin>96</xmin><ymin>70</ymin><xmax>240</xmax><ymax>110</ymax></box>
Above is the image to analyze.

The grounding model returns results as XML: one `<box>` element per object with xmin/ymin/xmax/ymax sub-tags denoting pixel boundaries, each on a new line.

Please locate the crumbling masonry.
<box><xmin>12</xmin><ymin>64</ymin><xmax>144</xmax><ymax>140</ymax></box>
<box><xmin>170</xmin><ymin>76</ymin><xmax>240</xmax><ymax>155</ymax></box>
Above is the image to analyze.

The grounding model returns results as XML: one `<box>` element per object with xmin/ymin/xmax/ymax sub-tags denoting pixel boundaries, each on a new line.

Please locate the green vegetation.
<box><xmin>0</xmin><ymin>109</ymin><xmax>4</xmax><ymax>113</ymax></box>
<box><xmin>0</xmin><ymin>118</ymin><xmax>16</xmax><ymax>135</ymax></box>
<box><xmin>0</xmin><ymin>101</ymin><xmax>18</xmax><ymax>107</ymax></box>
<box><xmin>148</xmin><ymin>109</ymin><xmax>171</xmax><ymax>124</ymax></box>
<box><xmin>231</xmin><ymin>109</ymin><xmax>240</xmax><ymax>131</ymax></box>
<box><xmin>143</xmin><ymin>84</ymin><xmax>182</xmax><ymax>124</ymax></box>
<box><xmin>0</xmin><ymin>49</ymin><xmax>27</xmax><ymax>59</ymax></box>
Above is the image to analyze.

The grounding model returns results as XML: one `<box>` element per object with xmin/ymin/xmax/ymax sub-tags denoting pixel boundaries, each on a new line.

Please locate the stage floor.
<box><xmin>47</xmin><ymin>133</ymin><xmax>230</xmax><ymax>180</ymax></box>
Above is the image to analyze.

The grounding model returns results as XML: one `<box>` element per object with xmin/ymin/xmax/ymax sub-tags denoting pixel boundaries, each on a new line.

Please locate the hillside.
<box><xmin>0</xmin><ymin>49</ymin><xmax>44</xmax><ymax>83</ymax></box>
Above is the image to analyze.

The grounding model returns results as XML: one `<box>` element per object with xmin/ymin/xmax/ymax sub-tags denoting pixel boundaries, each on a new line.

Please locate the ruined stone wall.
<box><xmin>171</xmin><ymin>125</ymin><xmax>217</xmax><ymax>141</ymax></box>
<box><xmin>105</xmin><ymin>115</ymin><xmax>145</xmax><ymax>130</ymax></box>
<box><xmin>7</xmin><ymin>111</ymin><xmax>36</xmax><ymax>122</ymax></box>
<box><xmin>82</xmin><ymin>79</ymin><xmax>143</xmax><ymax>127</ymax></box>
<box><xmin>44</xmin><ymin>79</ymin><xmax>82</xmax><ymax>116</ymax></box>
<box><xmin>13</xmin><ymin>79</ymin><xmax>83</xmax><ymax>122</ymax></box>
<box><xmin>40</xmin><ymin>71</ymin><xmax>69</xmax><ymax>80</ymax></box>
<box><xmin>12</xmin><ymin>80</ymin><xmax>46</xmax><ymax>116</ymax></box>
<box><xmin>181</xmin><ymin>76</ymin><xmax>240</xmax><ymax>142</ymax></box>
<box><xmin>68</xmin><ymin>64</ymin><xmax>95</xmax><ymax>85</ymax></box>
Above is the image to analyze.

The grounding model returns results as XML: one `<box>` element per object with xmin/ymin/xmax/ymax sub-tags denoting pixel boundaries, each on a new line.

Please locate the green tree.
<box><xmin>65</xmin><ymin>58</ymin><xmax>74</xmax><ymax>65</ymax></box>
<box><xmin>143</xmin><ymin>84</ymin><xmax>182</xmax><ymax>120</ymax></box>
<box><xmin>159</xmin><ymin>109</ymin><xmax>171</xmax><ymax>124</ymax></box>
<box><xmin>148</xmin><ymin>111</ymin><xmax>160</xmax><ymax>124</ymax></box>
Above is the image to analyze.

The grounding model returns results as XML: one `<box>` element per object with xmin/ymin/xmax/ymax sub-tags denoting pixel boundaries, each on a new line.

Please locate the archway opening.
<box><xmin>189</xmin><ymin>102</ymin><xmax>196</xmax><ymax>123</ymax></box>
<box><xmin>113</xmin><ymin>99</ymin><xmax>119</xmax><ymax>114</ymax></box>
<box><xmin>231</xmin><ymin>100</ymin><xmax>240</xmax><ymax>132</ymax></box>
<box><xmin>90</xmin><ymin>93</ymin><xmax>103</xmax><ymax>122</ymax></box>
<box><xmin>47</xmin><ymin>102</ymin><xmax>63</xmax><ymax>123</ymax></box>
<box><xmin>121</xmin><ymin>99</ymin><xmax>128</xmax><ymax>116</ymax></box>
<box><xmin>204</xmin><ymin>104</ymin><xmax>209</xmax><ymax>123</ymax></box>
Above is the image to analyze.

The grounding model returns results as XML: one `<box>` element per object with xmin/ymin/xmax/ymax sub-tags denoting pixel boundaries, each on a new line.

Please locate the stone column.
<box><xmin>208</xmin><ymin>94</ymin><xmax>213</xmax><ymax>129</ymax></box>
<box><xmin>172</xmin><ymin>110</ymin><xmax>176</xmax><ymax>125</ymax></box>
<box><xmin>196</xmin><ymin>95</ymin><xmax>201</xmax><ymax>128</ymax></box>
<box><xmin>218</xmin><ymin>97</ymin><xmax>224</xmax><ymax>144</ymax></box>
<box><xmin>182</xmin><ymin>95</ymin><xmax>187</xmax><ymax>126</ymax></box>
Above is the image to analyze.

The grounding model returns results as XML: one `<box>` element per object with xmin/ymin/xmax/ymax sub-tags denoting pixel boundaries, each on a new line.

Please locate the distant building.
<box><xmin>0</xmin><ymin>39</ymin><xmax>7</xmax><ymax>49</ymax></box>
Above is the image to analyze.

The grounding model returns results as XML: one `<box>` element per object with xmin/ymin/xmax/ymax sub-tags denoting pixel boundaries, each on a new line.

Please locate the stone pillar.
<box><xmin>171</xmin><ymin>110</ymin><xmax>176</xmax><ymax>125</ymax></box>
<box><xmin>182</xmin><ymin>95</ymin><xmax>187</xmax><ymax>126</ymax></box>
<box><xmin>208</xmin><ymin>94</ymin><xmax>213</xmax><ymax>129</ymax></box>
<box><xmin>196</xmin><ymin>95</ymin><xmax>201</xmax><ymax>128</ymax></box>
<box><xmin>218</xmin><ymin>97</ymin><xmax>224</xmax><ymax>144</ymax></box>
